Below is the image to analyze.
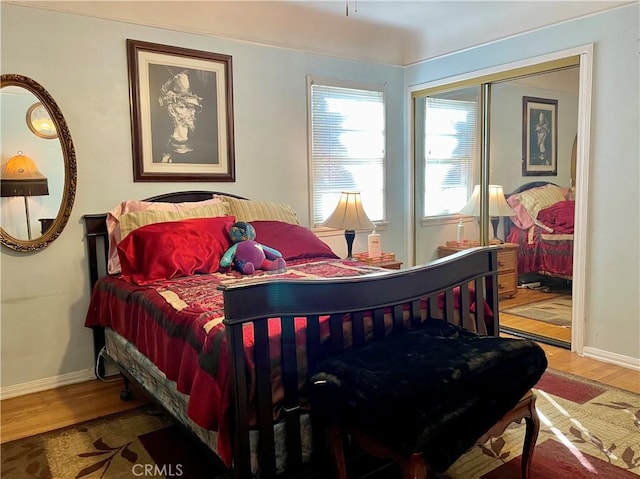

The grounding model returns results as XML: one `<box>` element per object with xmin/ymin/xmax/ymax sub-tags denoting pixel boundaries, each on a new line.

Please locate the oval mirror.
<box><xmin>1</xmin><ymin>74</ymin><xmax>77</xmax><ymax>252</ymax></box>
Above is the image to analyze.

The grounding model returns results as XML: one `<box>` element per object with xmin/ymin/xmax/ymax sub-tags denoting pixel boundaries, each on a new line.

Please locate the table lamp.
<box><xmin>459</xmin><ymin>184</ymin><xmax>513</xmax><ymax>243</ymax></box>
<box><xmin>1</xmin><ymin>151</ymin><xmax>49</xmax><ymax>239</ymax></box>
<box><xmin>322</xmin><ymin>191</ymin><xmax>374</xmax><ymax>259</ymax></box>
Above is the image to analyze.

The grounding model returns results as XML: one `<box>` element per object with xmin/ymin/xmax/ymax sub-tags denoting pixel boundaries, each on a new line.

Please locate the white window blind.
<box><xmin>423</xmin><ymin>97</ymin><xmax>478</xmax><ymax>217</ymax></box>
<box><xmin>310</xmin><ymin>81</ymin><xmax>385</xmax><ymax>226</ymax></box>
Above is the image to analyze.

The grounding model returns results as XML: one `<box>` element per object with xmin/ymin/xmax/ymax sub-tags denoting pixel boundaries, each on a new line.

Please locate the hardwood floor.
<box><xmin>500</xmin><ymin>288</ymin><xmax>571</xmax><ymax>345</ymax></box>
<box><xmin>1</xmin><ymin>376</ymin><xmax>149</xmax><ymax>444</ymax></box>
<box><xmin>2</xmin><ymin>308</ymin><xmax>638</xmax><ymax>444</ymax></box>
<box><xmin>500</xmin><ymin>289</ymin><xmax>639</xmax><ymax>393</ymax></box>
<box><xmin>499</xmin><ymin>288</ymin><xmax>639</xmax><ymax>392</ymax></box>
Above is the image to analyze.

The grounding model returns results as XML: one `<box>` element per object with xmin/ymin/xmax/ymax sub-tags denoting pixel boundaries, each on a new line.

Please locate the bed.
<box><xmin>83</xmin><ymin>190</ymin><xmax>502</xmax><ymax>478</ymax></box>
<box><xmin>504</xmin><ymin>181</ymin><xmax>574</xmax><ymax>280</ymax></box>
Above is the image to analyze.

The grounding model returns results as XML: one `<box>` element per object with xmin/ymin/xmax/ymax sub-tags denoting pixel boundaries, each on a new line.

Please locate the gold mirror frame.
<box><xmin>26</xmin><ymin>102</ymin><xmax>58</xmax><ymax>139</ymax></box>
<box><xmin>1</xmin><ymin>74</ymin><xmax>77</xmax><ymax>252</ymax></box>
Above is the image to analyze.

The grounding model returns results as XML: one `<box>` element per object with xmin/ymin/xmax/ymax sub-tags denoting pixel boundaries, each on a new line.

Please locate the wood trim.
<box><xmin>411</xmin><ymin>56</ymin><xmax>580</xmax><ymax>98</ymax></box>
<box><xmin>571</xmin><ymin>45</ymin><xmax>594</xmax><ymax>355</ymax></box>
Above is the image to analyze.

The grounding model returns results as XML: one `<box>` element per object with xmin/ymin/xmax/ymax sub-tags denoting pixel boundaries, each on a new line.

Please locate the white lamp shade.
<box><xmin>459</xmin><ymin>185</ymin><xmax>481</xmax><ymax>216</ymax></box>
<box><xmin>487</xmin><ymin>185</ymin><xmax>514</xmax><ymax>217</ymax></box>
<box><xmin>322</xmin><ymin>191</ymin><xmax>375</xmax><ymax>231</ymax></box>
<box><xmin>459</xmin><ymin>185</ymin><xmax>514</xmax><ymax>217</ymax></box>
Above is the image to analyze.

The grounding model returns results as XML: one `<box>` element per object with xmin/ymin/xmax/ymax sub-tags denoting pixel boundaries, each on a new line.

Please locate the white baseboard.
<box><xmin>582</xmin><ymin>347</ymin><xmax>640</xmax><ymax>371</ymax></box>
<box><xmin>0</xmin><ymin>368</ymin><xmax>96</xmax><ymax>400</ymax></box>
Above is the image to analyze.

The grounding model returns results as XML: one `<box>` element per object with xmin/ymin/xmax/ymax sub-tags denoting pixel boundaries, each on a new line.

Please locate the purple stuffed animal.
<box><xmin>220</xmin><ymin>221</ymin><xmax>286</xmax><ymax>274</ymax></box>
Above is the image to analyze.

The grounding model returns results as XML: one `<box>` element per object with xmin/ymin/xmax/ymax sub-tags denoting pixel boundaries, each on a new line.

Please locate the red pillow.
<box><xmin>117</xmin><ymin>216</ymin><xmax>235</xmax><ymax>284</ymax></box>
<box><xmin>251</xmin><ymin>220</ymin><xmax>338</xmax><ymax>261</ymax></box>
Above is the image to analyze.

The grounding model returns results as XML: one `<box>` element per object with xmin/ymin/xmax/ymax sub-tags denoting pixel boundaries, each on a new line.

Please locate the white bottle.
<box><xmin>368</xmin><ymin>229</ymin><xmax>382</xmax><ymax>258</ymax></box>
<box><xmin>456</xmin><ymin>219</ymin><xmax>465</xmax><ymax>245</ymax></box>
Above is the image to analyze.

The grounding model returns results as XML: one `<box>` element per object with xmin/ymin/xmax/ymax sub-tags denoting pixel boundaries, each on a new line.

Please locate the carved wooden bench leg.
<box><xmin>476</xmin><ymin>390</ymin><xmax>539</xmax><ymax>479</ymax></box>
<box><xmin>402</xmin><ymin>453</ymin><xmax>428</xmax><ymax>479</ymax></box>
<box><xmin>328</xmin><ymin>425</ymin><xmax>430</xmax><ymax>479</ymax></box>
<box><xmin>521</xmin><ymin>395</ymin><xmax>540</xmax><ymax>479</ymax></box>
<box><xmin>328</xmin><ymin>423</ymin><xmax>348</xmax><ymax>479</ymax></box>
<box><xmin>326</xmin><ymin>392</ymin><xmax>539</xmax><ymax>479</ymax></box>
<box><xmin>328</xmin><ymin>423</ymin><xmax>430</xmax><ymax>479</ymax></box>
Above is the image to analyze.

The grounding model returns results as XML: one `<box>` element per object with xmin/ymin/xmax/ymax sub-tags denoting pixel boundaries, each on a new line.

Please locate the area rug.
<box><xmin>502</xmin><ymin>295</ymin><xmax>572</xmax><ymax>327</ymax></box>
<box><xmin>2</xmin><ymin>370</ymin><xmax>638</xmax><ymax>478</ymax></box>
<box><xmin>443</xmin><ymin>369</ymin><xmax>640</xmax><ymax>478</ymax></box>
<box><xmin>0</xmin><ymin>407</ymin><xmax>227</xmax><ymax>479</ymax></box>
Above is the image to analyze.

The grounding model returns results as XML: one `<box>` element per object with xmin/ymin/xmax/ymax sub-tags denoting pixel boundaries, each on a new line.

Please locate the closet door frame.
<box><xmin>408</xmin><ymin>44</ymin><xmax>593</xmax><ymax>354</ymax></box>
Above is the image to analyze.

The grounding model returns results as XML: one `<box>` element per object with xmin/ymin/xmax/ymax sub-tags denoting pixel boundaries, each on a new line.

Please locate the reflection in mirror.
<box><xmin>1</xmin><ymin>150</ymin><xmax>50</xmax><ymax>239</ymax></box>
<box><xmin>26</xmin><ymin>102</ymin><xmax>58</xmax><ymax>139</ymax></box>
<box><xmin>1</xmin><ymin>74</ymin><xmax>76</xmax><ymax>252</ymax></box>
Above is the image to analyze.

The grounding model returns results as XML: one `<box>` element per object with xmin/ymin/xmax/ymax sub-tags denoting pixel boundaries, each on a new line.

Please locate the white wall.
<box><xmin>406</xmin><ymin>4</ymin><xmax>640</xmax><ymax>363</ymax></box>
<box><xmin>0</xmin><ymin>4</ymin><xmax>405</xmax><ymax>392</ymax></box>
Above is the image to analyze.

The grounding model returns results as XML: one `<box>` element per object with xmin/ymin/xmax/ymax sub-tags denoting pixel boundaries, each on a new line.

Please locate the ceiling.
<box><xmin>6</xmin><ymin>1</ymin><xmax>631</xmax><ymax>65</ymax></box>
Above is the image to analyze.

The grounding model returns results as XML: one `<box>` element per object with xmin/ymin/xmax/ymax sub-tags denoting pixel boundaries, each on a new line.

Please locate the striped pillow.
<box><xmin>222</xmin><ymin>197</ymin><xmax>300</xmax><ymax>225</ymax></box>
<box><xmin>119</xmin><ymin>202</ymin><xmax>231</xmax><ymax>241</ymax></box>
<box><xmin>516</xmin><ymin>184</ymin><xmax>565</xmax><ymax>231</ymax></box>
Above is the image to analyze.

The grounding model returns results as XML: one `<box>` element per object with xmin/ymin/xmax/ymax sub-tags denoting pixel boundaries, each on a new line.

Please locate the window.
<box><xmin>422</xmin><ymin>96</ymin><xmax>478</xmax><ymax>217</ymax></box>
<box><xmin>309</xmin><ymin>79</ymin><xmax>385</xmax><ymax>226</ymax></box>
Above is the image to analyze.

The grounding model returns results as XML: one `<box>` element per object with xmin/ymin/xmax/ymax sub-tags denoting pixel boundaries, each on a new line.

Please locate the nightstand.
<box><xmin>368</xmin><ymin>259</ymin><xmax>403</xmax><ymax>270</ymax></box>
<box><xmin>352</xmin><ymin>252</ymin><xmax>403</xmax><ymax>270</ymax></box>
<box><xmin>437</xmin><ymin>243</ymin><xmax>518</xmax><ymax>298</ymax></box>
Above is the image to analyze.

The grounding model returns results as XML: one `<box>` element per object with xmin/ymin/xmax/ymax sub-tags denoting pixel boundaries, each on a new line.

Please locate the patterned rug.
<box><xmin>0</xmin><ymin>408</ymin><xmax>226</xmax><ymax>479</ymax></box>
<box><xmin>2</xmin><ymin>369</ymin><xmax>638</xmax><ymax>478</ymax></box>
<box><xmin>502</xmin><ymin>295</ymin><xmax>572</xmax><ymax>327</ymax></box>
<box><xmin>443</xmin><ymin>369</ymin><xmax>640</xmax><ymax>478</ymax></box>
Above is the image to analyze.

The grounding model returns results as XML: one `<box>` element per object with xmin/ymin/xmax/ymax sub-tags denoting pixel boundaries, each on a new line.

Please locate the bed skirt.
<box><xmin>104</xmin><ymin>327</ymin><xmax>313</xmax><ymax>475</ymax></box>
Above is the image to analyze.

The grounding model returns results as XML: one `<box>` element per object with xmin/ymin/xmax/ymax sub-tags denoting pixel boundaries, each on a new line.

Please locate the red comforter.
<box><xmin>536</xmin><ymin>200</ymin><xmax>575</xmax><ymax>234</ymax></box>
<box><xmin>506</xmin><ymin>200</ymin><xmax>574</xmax><ymax>276</ymax></box>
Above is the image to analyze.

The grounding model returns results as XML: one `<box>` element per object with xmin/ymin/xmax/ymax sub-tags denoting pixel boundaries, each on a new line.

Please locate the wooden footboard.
<box><xmin>219</xmin><ymin>247</ymin><xmax>500</xmax><ymax>478</ymax></box>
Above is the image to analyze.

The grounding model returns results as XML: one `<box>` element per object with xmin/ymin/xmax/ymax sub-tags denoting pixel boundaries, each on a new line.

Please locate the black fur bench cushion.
<box><xmin>310</xmin><ymin>322</ymin><xmax>547</xmax><ymax>472</ymax></box>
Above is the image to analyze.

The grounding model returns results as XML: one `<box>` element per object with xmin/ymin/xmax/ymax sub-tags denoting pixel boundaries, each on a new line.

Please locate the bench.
<box><xmin>310</xmin><ymin>322</ymin><xmax>547</xmax><ymax>478</ymax></box>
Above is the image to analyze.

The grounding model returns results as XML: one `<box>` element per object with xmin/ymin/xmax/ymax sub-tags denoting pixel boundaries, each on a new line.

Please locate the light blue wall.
<box><xmin>406</xmin><ymin>4</ymin><xmax>640</xmax><ymax>361</ymax></box>
<box><xmin>0</xmin><ymin>4</ymin><xmax>404</xmax><ymax>390</ymax></box>
<box><xmin>489</xmin><ymin>82</ymin><xmax>578</xmax><ymax>191</ymax></box>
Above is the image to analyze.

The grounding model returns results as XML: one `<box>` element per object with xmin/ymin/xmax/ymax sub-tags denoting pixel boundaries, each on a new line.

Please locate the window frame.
<box><xmin>420</xmin><ymin>93</ymin><xmax>480</xmax><ymax>220</ymax></box>
<box><xmin>307</xmin><ymin>76</ymin><xmax>387</xmax><ymax>229</ymax></box>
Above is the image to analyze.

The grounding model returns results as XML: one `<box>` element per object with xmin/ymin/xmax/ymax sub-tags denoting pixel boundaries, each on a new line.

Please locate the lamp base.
<box><xmin>23</xmin><ymin>196</ymin><xmax>32</xmax><ymax>240</ymax></box>
<box><xmin>490</xmin><ymin>216</ymin><xmax>504</xmax><ymax>244</ymax></box>
<box><xmin>344</xmin><ymin>229</ymin><xmax>355</xmax><ymax>260</ymax></box>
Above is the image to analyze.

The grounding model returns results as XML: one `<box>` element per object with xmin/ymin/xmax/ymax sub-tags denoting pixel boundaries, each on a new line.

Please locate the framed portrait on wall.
<box><xmin>127</xmin><ymin>39</ymin><xmax>235</xmax><ymax>182</ymax></box>
<box><xmin>522</xmin><ymin>96</ymin><xmax>557</xmax><ymax>176</ymax></box>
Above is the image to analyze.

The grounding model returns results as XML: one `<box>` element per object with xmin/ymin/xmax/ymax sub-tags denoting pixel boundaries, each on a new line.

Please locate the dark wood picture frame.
<box><xmin>127</xmin><ymin>39</ymin><xmax>235</xmax><ymax>182</ymax></box>
<box><xmin>522</xmin><ymin>96</ymin><xmax>557</xmax><ymax>176</ymax></box>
